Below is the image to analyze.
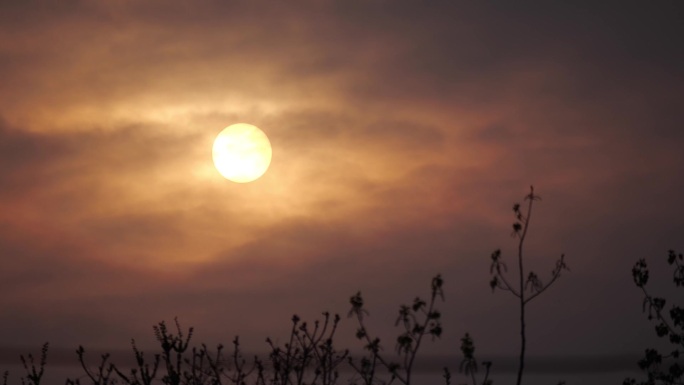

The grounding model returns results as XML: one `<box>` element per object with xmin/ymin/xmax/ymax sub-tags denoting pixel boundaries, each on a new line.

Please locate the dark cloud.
<box><xmin>0</xmin><ymin>119</ymin><xmax>69</xmax><ymax>196</ymax></box>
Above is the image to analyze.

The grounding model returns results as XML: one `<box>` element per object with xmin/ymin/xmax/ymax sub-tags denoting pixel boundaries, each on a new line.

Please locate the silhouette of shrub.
<box><xmin>19</xmin><ymin>343</ymin><xmax>48</xmax><ymax>385</ymax></box>
<box><xmin>347</xmin><ymin>274</ymin><xmax>444</xmax><ymax>385</ymax></box>
<box><xmin>263</xmin><ymin>312</ymin><xmax>347</xmax><ymax>385</ymax></box>
<box><xmin>624</xmin><ymin>250</ymin><xmax>684</xmax><ymax>385</ymax></box>
<box><xmin>449</xmin><ymin>333</ymin><xmax>491</xmax><ymax>385</ymax></box>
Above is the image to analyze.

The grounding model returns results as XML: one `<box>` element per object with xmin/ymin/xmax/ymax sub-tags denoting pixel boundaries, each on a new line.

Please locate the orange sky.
<box><xmin>1</xmin><ymin>1</ymin><xmax>684</xmax><ymax>382</ymax></box>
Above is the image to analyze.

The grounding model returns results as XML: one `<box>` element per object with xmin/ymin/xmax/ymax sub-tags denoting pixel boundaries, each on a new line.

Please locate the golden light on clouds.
<box><xmin>212</xmin><ymin>123</ymin><xmax>272</xmax><ymax>183</ymax></box>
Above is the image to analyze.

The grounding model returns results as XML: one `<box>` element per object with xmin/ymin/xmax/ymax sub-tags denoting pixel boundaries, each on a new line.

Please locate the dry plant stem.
<box><xmin>353</xmin><ymin>312</ymin><xmax>405</xmax><ymax>383</ymax></box>
<box><xmin>299</xmin><ymin>313</ymin><xmax>347</xmax><ymax>385</ymax></box>
<box><xmin>405</xmin><ymin>288</ymin><xmax>440</xmax><ymax>383</ymax></box>
<box><xmin>229</xmin><ymin>337</ymin><xmax>259</xmax><ymax>385</ymax></box>
<box><xmin>265</xmin><ymin>313</ymin><xmax>345</xmax><ymax>385</ymax></box>
<box><xmin>184</xmin><ymin>346</ymin><xmax>211</xmax><ymax>385</ymax></box>
<box><xmin>443</xmin><ymin>368</ymin><xmax>451</xmax><ymax>385</ymax></box>
<box><xmin>458</xmin><ymin>333</ymin><xmax>490</xmax><ymax>385</ymax></box>
<box><xmin>350</xmin><ymin>275</ymin><xmax>443</xmax><ymax>385</ymax></box>
<box><xmin>113</xmin><ymin>339</ymin><xmax>160</xmax><ymax>385</ymax></box>
<box><xmin>75</xmin><ymin>346</ymin><xmax>115</xmax><ymax>385</ymax></box>
<box><xmin>154</xmin><ymin>318</ymin><xmax>193</xmax><ymax>385</ymax></box>
<box><xmin>515</xmin><ymin>191</ymin><xmax>533</xmax><ymax>385</ymax></box>
<box><xmin>347</xmin><ymin>349</ymin><xmax>380</xmax><ymax>385</ymax></box>
<box><xmin>202</xmin><ymin>343</ymin><xmax>225</xmax><ymax>384</ymax></box>
<box><xmin>489</xmin><ymin>186</ymin><xmax>569</xmax><ymax>385</ymax></box>
<box><xmin>482</xmin><ymin>364</ymin><xmax>491</xmax><ymax>385</ymax></box>
<box><xmin>20</xmin><ymin>343</ymin><xmax>48</xmax><ymax>385</ymax></box>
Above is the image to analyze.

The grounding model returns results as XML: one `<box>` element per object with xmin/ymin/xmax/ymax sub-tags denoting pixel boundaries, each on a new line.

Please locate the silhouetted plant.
<box><xmin>443</xmin><ymin>367</ymin><xmax>452</xmax><ymax>385</ymax></box>
<box><xmin>181</xmin><ymin>346</ymin><xmax>211</xmax><ymax>385</ymax></box>
<box><xmin>265</xmin><ymin>315</ymin><xmax>309</xmax><ymax>385</ymax></box>
<box><xmin>18</xmin><ymin>343</ymin><xmax>48</xmax><ymax>385</ymax></box>
<box><xmin>205</xmin><ymin>341</ymin><xmax>230</xmax><ymax>384</ymax></box>
<box><xmin>153</xmin><ymin>318</ymin><xmax>193</xmax><ymax>385</ymax></box>
<box><xmin>443</xmin><ymin>332</ymin><xmax>492</xmax><ymax>385</ymax></box>
<box><xmin>112</xmin><ymin>339</ymin><xmax>160</xmax><ymax>385</ymax></box>
<box><xmin>61</xmin><ymin>313</ymin><xmax>346</xmax><ymax>385</ymax></box>
<box><xmin>489</xmin><ymin>186</ymin><xmax>569</xmax><ymax>385</ymax></box>
<box><xmin>457</xmin><ymin>333</ymin><xmax>491</xmax><ymax>385</ymax></box>
<box><xmin>298</xmin><ymin>313</ymin><xmax>348</xmax><ymax>385</ymax></box>
<box><xmin>225</xmin><ymin>338</ymin><xmax>255</xmax><ymax>385</ymax></box>
<box><xmin>66</xmin><ymin>345</ymin><xmax>116</xmax><ymax>385</ymax></box>
<box><xmin>265</xmin><ymin>312</ymin><xmax>347</xmax><ymax>385</ymax></box>
<box><xmin>624</xmin><ymin>250</ymin><xmax>684</xmax><ymax>385</ymax></box>
<box><xmin>348</xmin><ymin>274</ymin><xmax>444</xmax><ymax>385</ymax></box>
<box><xmin>197</xmin><ymin>338</ymin><xmax>262</xmax><ymax>385</ymax></box>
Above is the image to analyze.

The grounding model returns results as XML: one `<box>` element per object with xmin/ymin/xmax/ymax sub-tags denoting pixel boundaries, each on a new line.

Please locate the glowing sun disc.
<box><xmin>212</xmin><ymin>123</ymin><xmax>272</xmax><ymax>183</ymax></box>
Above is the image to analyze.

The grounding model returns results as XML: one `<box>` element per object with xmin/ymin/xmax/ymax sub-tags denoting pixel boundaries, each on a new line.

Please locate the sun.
<box><xmin>212</xmin><ymin>123</ymin><xmax>272</xmax><ymax>183</ymax></box>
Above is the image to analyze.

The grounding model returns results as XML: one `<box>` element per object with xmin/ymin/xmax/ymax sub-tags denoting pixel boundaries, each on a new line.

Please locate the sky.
<box><xmin>1</xmin><ymin>1</ymin><xmax>684</xmax><ymax>383</ymax></box>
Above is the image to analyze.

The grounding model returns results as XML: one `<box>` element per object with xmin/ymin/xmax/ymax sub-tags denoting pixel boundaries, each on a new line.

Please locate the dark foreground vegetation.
<box><xmin>1</xmin><ymin>188</ymin><xmax>680</xmax><ymax>385</ymax></box>
<box><xmin>624</xmin><ymin>250</ymin><xmax>684</xmax><ymax>385</ymax></box>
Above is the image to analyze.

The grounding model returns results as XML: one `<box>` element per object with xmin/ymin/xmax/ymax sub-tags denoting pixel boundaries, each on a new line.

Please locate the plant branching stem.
<box><xmin>353</xmin><ymin>312</ymin><xmax>409</xmax><ymax>384</ymax></box>
<box><xmin>405</xmin><ymin>289</ymin><xmax>439</xmax><ymax>384</ymax></box>
<box><xmin>515</xmin><ymin>192</ymin><xmax>534</xmax><ymax>385</ymax></box>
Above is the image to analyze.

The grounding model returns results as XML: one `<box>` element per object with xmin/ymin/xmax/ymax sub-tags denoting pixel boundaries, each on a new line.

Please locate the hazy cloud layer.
<box><xmin>1</xmin><ymin>2</ymin><xmax>683</xmax><ymax>382</ymax></box>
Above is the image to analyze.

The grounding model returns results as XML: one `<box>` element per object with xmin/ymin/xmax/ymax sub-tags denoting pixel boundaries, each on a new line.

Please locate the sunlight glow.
<box><xmin>212</xmin><ymin>123</ymin><xmax>272</xmax><ymax>183</ymax></box>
